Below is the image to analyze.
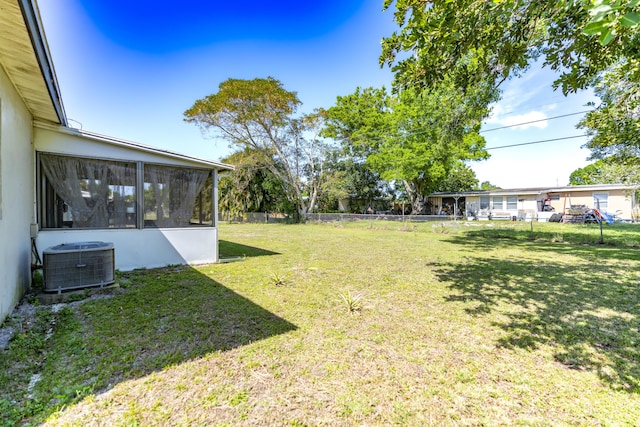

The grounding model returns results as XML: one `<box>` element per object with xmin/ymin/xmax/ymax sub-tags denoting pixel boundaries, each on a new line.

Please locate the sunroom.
<box><xmin>34</xmin><ymin>123</ymin><xmax>233</xmax><ymax>271</ymax></box>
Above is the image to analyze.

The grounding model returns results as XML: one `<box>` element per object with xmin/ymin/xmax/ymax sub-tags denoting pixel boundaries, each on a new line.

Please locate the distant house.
<box><xmin>428</xmin><ymin>184</ymin><xmax>639</xmax><ymax>221</ymax></box>
<box><xmin>0</xmin><ymin>0</ymin><xmax>232</xmax><ymax>322</ymax></box>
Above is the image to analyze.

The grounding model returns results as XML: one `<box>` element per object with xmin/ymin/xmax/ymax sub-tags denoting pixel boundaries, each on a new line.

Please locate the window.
<box><xmin>143</xmin><ymin>164</ymin><xmax>211</xmax><ymax>227</ymax></box>
<box><xmin>480</xmin><ymin>196</ymin><xmax>490</xmax><ymax>210</ymax></box>
<box><xmin>38</xmin><ymin>153</ymin><xmax>213</xmax><ymax>229</ymax></box>
<box><xmin>192</xmin><ymin>174</ymin><xmax>214</xmax><ymax>226</ymax></box>
<box><xmin>492</xmin><ymin>196</ymin><xmax>503</xmax><ymax>210</ymax></box>
<box><xmin>39</xmin><ymin>153</ymin><xmax>137</xmax><ymax>229</ymax></box>
<box><xmin>506</xmin><ymin>196</ymin><xmax>518</xmax><ymax>210</ymax></box>
<box><xmin>593</xmin><ymin>193</ymin><xmax>608</xmax><ymax>210</ymax></box>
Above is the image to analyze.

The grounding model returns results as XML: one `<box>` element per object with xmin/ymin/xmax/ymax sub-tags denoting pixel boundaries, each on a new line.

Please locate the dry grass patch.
<box><xmin>1</xmin><ymin>221</ymin><xmax>639</xmax><ymax>426</ymax></box>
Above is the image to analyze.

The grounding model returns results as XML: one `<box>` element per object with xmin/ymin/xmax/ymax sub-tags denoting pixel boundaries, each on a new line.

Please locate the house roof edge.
<box><xmin>429</xmin><ymin>183</ymin><xmax>638</xmax><ymax>197</ymax></box>
<box><xmin>18</xmin><ymin>0</ymin><xmax>67</xmax><ymax>126</ymax></box>
<box><xmin>34</xmin><ymin>121</ymin><xmax>234</xmax><ymax>170</ymax></box>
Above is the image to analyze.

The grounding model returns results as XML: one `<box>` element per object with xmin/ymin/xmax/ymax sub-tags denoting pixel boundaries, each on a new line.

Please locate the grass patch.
<box><xmin>2</xmin><ymin>221</ymin><xmax>640</xmax><ymax>425</ymax></box>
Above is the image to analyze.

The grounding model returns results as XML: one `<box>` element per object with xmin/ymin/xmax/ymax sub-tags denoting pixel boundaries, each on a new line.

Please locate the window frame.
<box><xmin>479</xmin><ymin>196</ymin><xmax>490</xmax><ymax>210</ymax></box>
<box><xmin>492</xmin><ymin>196</ymin><xmax>504</xmax><ymax>210</ymax></box>
<box><xmin>506</xmin><ymin>196</ymin><xmax>518</xmax><ymax>210</ymax></box>
<box><xmin>37</xmin><ymin>152</ymin><xmax>215</xmax><ymax>230</ymax></box>
<box><xmin>593</xmin><ymin>192</ymin><xmax>609</xmax><ymax>210</ymax></box>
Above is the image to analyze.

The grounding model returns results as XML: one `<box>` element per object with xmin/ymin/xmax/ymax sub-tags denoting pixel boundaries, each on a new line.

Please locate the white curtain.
<box><xmin>40</xmin><ymin>154</ymin><xmax>135</xmax><ymax>228</ymax></box>
<box><xmin>144</xmin><ymin>165</ymin><xmax>210</xmax><ymax>227</ymax></box>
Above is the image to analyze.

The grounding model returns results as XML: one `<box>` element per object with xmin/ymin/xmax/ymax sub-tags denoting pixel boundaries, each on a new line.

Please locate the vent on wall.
<box><xmin>43</xmin><ymin>241</ymin><xmax>115</xmax><ymax>293</ymax></box>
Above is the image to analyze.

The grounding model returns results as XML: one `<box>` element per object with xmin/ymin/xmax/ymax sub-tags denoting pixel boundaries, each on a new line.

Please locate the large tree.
<box><xmin>317</xmin><ymin>153</ymin><xmax>392</xmax><ymax>213</ymax></box>
<box><xmin>323</xmin><ymin>81</ymin><xmax>496</xmax><ymax>213</ymax></box>
<box><xmin>477</xmin><ymin>181</ymin><xmax>502</xmax><ymax>191</ymax></box>
<box><xmin>218</xmin><ymin>149</ymin><xmax>294</xmax><ymax>218</ymax></box>
<box><xmin>184</xmin><ymin>77</ymin><xmax>331</xmax><ymax>219</ymax></box>
<box><xmin>380</xmin><ymin>0</ymin><xmax>640</xmax><ymax>94</ymax></box>
<box><xmin>578</xmin><ymin>61</ymin><xmax>640</xmax><ymax>163</ymax></box>
<box><xmin>569</xmin><ymin>158</ymin><xmax>640</xmax><ymax>185</ymax></box>
<box><xmin>435</xmin><ymin>162</ymin><xmax>479</xmax><ymax>193</ymax></box>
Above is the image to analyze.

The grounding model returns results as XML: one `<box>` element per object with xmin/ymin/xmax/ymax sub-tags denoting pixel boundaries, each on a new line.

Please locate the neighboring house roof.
<box><xmin>0</xmin><ymin>0</ymin><xmax>66</xmax><ymax>125</ymax></box>
<box><xmin>430</xmin><ymin>184</ymin><xmax>638</xmax><ymax>198</ymax></box>
<box><xmin>35</xmin><ymin>121</ymin><xmax>234</xmax><ymax>170</ymax></box>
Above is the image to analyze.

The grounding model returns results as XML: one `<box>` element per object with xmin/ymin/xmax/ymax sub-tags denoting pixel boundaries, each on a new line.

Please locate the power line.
<box><xmin>486</xmin><ymin>134</ymin><xmax>587</xmax><ymax>151</ymax></box>
<box><xmin>358</xmin><ymin>109</ymin><xmax>592</xmax><ymax>143</ymax></box>
<box><xmin>481</xmin><ymin>110</ymin><xmax>591</xmax><ymax>133</ymax></box>
<box><xmin>340</xmin><ymin>109</ymin><xmax>593</xmax><ymax>150</ymax></box>
<box><xmin>486</xmin><ymin>96</ymin><xmax>568</xmax><ymax>117</ymax></box>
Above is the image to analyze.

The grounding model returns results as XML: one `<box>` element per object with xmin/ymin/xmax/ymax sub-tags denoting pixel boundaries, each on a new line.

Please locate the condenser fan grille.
<box><xmin>43</xmin><ymin>242</ymin><xmax>115</xmax><ymax>293</ymax></box>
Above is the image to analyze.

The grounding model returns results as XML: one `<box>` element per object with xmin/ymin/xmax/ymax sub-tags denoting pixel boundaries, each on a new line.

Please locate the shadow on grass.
<box><xmin>435</xmin><ymin>232</ymin><xmax>640</xmax><ymax>393</ymax></box>
<box><xmin>219</xmin><ymin>239</ymin><xmax>280</xmax><ymax>258</ymax></box>
<box><xmin>450</xmin><ymin>226</ymin><xmax>640</xmax><ymax>262</ymax></box>
<box><xmin>3</xmin><ymin>266</ymin><xmax>296</xmax><ymax>425</ymax></box>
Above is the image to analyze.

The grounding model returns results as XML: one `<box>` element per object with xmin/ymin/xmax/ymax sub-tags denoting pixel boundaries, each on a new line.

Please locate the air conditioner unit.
<box><xmin>43</xmin><ymin>241</ymin><xmax>115</xmax><ymax>293</ymax></box>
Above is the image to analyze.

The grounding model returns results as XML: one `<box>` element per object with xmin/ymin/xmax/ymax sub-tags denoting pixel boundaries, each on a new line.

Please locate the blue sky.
<box><xmin>38</xmin><ymin>0</ymin><xmax>596</xmax><ymax>189</ymax></box>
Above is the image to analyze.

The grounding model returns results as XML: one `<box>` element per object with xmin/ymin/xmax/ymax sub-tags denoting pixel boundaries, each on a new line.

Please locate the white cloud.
<box><xmin>485</xmin><ymin>106</ymin><xmax>549</xmax><ymax>130</ymax></box>
<box><xmin>489</xmin><ymin>110</ymin><xmax>549</xmax><ymax>130</ymax></box>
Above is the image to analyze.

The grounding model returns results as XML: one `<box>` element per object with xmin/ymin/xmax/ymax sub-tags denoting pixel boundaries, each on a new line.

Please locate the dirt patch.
<box><xmin>0</xmin><ymin>284</ymin><xmax>122</xmax><ymax>350</ymax></box>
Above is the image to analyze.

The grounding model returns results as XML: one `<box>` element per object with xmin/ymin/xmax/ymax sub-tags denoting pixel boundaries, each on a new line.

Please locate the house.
<box><xmin>428</xmin><ymin>184</ymin><xmax>639</xmax><ymax>221</ymax></box>
<box><xmin>0</xmin><ymin>0</ymin><xmax>232</xmax><ymax>322</ymax></box>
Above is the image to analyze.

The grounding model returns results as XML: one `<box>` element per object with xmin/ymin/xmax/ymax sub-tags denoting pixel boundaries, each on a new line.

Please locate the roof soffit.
<box><xmin>0</xmin><ymin>0</ymin><xmax>64</xmax><ymax>124</ymax></box>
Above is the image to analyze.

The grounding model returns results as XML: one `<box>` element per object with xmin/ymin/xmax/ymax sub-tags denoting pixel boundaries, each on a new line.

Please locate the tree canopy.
<box><xmin>578</xmin><ymin>61</ymin><xmax>640</xmax><ymax>163</ymax></box>
<box><xmin>380</xmin><ymin>0</ymin><xmax>640</xmax><ymax>94</ymax></box>
<box><xmin>379</xmin><ymin>0</ymin><xmax>640</xmax><ymax>182</ymax></box>
<box><xmin>316</xmin><ymin>153</ymin><xmax>391</xmax><ymax>213</ymax></box>
<box><xmin>322</xmin><ymin>80</ymin><xmax>497</xmax><ymax>213</ymax></box>
<box><xmin>569</xmin><ymin>158</ymin><xmax>640</xmax><ymax>185</ymax></box>
<box><xmin>477</xmin><ymin>181</ymin><xmax>502</xmax><ymax>191</ymax></box>
<box><xmin>184</xmin><ymin>77</ymin><xmax>331</xmax><ymax>219</ymax></box>
<box><xmin>435</xmin><ymin>162</ymin><xmax>480</xmax><ymax>193</ymax></box>
<box><xmin>218</xmin><ymin>149</ymin><xmax>294</xmax><ymax>218</ymax></box>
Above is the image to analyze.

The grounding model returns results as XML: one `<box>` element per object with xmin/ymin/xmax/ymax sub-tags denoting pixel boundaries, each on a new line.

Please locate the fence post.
<box><xmin>597</xmin><ymin>199</ymin><xmax>604</xmax><ymax>244</ymax></box>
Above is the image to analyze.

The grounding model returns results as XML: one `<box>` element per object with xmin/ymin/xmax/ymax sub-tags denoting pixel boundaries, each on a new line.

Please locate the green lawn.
<box><xmin>2</xmin><ymin>220</ymin><xmax>640</xmax><ymax>426</ymax></box>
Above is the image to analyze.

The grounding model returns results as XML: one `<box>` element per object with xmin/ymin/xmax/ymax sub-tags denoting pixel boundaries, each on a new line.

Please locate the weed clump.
<box><xmin>340</xmin><ymin>290</ymin><xmax>364</xmax><ymax>314</ymax></box>
<box><xmin>269</xmin><ymin>272</ymin><xmax>287</xmax><ymax>287</ymax></box>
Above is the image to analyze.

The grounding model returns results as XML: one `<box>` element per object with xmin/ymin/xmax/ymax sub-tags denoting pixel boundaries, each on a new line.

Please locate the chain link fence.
<box><xmin>219</xmin><ymin>212</ymin><xmax>455</xmax><ymax>224</ymax></box>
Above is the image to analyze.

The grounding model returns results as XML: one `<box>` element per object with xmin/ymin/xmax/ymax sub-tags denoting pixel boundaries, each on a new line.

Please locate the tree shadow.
<box><xmin>447</xmin><ymin>227</ymin><xmax>640</xmax><ymax>263</ymax></box>
<box><xmin>435</xmin><ymin>234</ymin><xmax>640</xmax><ymax>393</ymax></box>
<box><xmin>219</xmin><ymin>239</ymin><xmax>280</xmax><ymax>258</ymax></box>
<box><xmin>6</xmin><ymin>266</ymin><xmax>296</xmax><ymax>424</ymax></box>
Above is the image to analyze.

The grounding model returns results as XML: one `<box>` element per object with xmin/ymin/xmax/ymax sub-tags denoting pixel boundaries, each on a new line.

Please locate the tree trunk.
<box><xmin>403</xmin><ymin>180</ymin><xmax>427</xmax><ymax>214</ymax></box>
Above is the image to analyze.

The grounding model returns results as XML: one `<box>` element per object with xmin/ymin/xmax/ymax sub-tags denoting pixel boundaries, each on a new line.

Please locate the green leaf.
<box><xmin>589</xmin><ymin>3</ymin><xmax>615</xmax><ymax>16</ymax></box>
<box><xmin>589</xmin><ymin>3</ymin><xmax>620</xmax><ymax>22</ymax></box>
<box><xmin>620</xmin><ymin>12</ymin><xmax>640</xmax><ymax>27</ymax></box>
<box><xmin>599</xmin><ymin>27</ymin><xmax>616</xmax><ymax>45</ymax></box>
<box><xmin>583</xmin><ymin>21</ymin><xmax>607</xmax><ymax>35</ymax></box>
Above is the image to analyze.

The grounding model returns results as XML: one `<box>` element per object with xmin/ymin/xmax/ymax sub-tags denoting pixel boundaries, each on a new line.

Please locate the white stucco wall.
<box><xmin>465</xmin><ymin>194</ymin><xmax>542</xmax><ymax>220</ymax></box>
<box><xmin>518</xmin><ymin>196</ymin><xmax>540</xmax><ymax>221</ymax></box>
<box><xmin>33</xmin><ymin>126</ymin><xmax>222</xmax><ymax>272</ymax></box>
<box><xmin>0</xmin><ymin>66</ymin><xmax>35</xmax><ymax>322</ymax></box>
<box><xmin>36</xmin><ymin>227</ymin><xmax>218</xmax><ymax>271</ymax></box>
<box><xmin>34</xmin><ymin>126</ymin><xmax>219</xmax><ymax>168</ymax></box>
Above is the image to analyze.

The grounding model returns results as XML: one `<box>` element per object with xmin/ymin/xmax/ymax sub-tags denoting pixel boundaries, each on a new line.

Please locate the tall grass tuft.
<box><xmin>340</xmin><ymin>290</ymin><xmax>365</xmax><ymax>314</ymax></box>
<box><xmin>269</xmin><ymin>272</ymin><xmax>287</xmax><ymax>287</ymax></box>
